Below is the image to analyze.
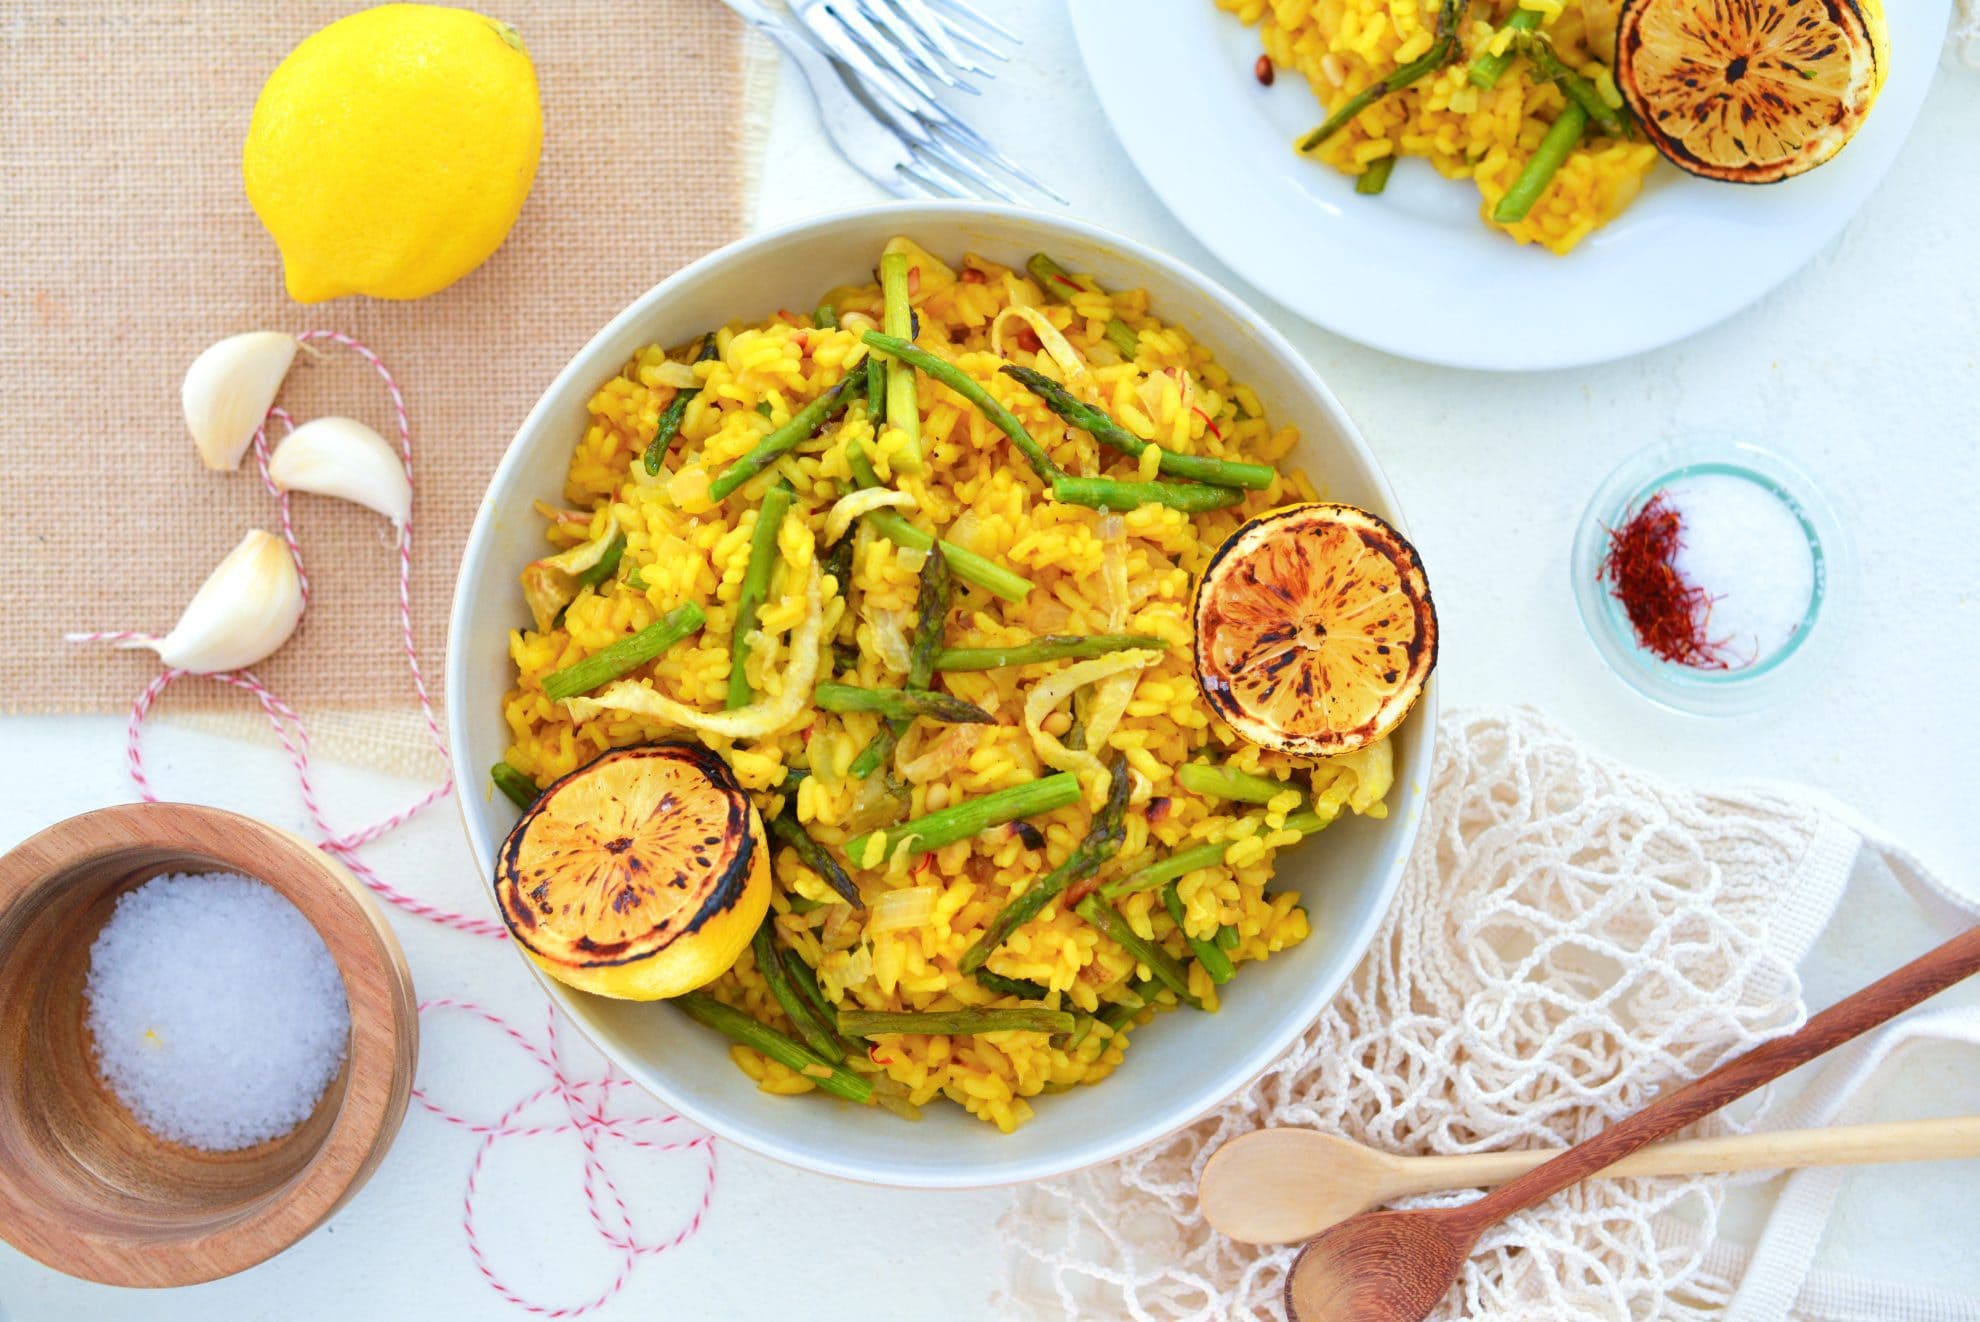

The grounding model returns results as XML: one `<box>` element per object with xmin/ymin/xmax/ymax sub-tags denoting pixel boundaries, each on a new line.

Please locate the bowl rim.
<box><xmin>445</xmin><ymin>200</ymin><xmax>1435</xmax><ymax>1187</ymax></box>
<box><xmin>0</xmin><ymin>801</ymin><xmax>419</xmax><ymax>1285</ymax></box>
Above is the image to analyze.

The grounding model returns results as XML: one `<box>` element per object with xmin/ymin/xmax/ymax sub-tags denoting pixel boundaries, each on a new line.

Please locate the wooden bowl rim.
<box><xmin>0</xmin><ymin>802</ymin><xmax>419</xmax><ymax>1286</ymax></box>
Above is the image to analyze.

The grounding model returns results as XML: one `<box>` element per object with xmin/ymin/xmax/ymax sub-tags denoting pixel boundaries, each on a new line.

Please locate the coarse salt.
<box><xmin>84</xmin><ymin>871</ymin><xmax>350</xmax><ymax>1152</ymax></box>
<box><xmin>1662</xmin><ymin>472</ymin><xmax>1817</xmax><ymax>669</ymax></box>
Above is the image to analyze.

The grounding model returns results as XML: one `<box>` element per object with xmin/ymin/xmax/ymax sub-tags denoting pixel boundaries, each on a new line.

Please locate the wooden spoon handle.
<box><xmin>1460</xmin><ymin>925</ymin><xmax>1980</xmax><ymax>1230</ymax></box>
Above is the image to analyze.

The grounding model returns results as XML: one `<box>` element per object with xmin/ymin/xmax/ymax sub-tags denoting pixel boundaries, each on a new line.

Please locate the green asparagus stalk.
<box><xmin>960</xmin><ymin>756</ymin><xmax>1131</xmax><ymax>973</ymax></box>
<box><xmin>1024</xmin><ymin>253</ymin><xmax>1140</xmax><ymax>358</ymax></box>
<box><xmin>972</xmin><ymin>969</ymin><xmax>1050</xmax><ymax>1000</ymax></box>
<box><xmin>676</xmin><ymin>992</ymin><xmax>872</xmax><ymax>1103</ymax></box>
<box><xmin>1468</xmin><ymin>5</ymin><xmax>1544</xmax><ymax>88</ymax></box>
<box><xmin>814</xmin><ymin>683</ymin><xmax>995</xmax><ymax>724</ymax></box>
<box><xmin>1100</xmin><ymin>808</ymin><xmax>1331</xmax><ymax>900</ymax></box>
<box><xmin>1163</xmin><ymin>882</ymin><xmax>1235</xmax><ymax>984</ymax></box>
<box><xmin>572</xmin><ymin>531</ymin><xmax>626</xmax><ymax>594</ymax></box>
<box><xmin>782</xmin><ymin>948</ymin><xmax>864</xmax><ymax>1057</ymax></box>
<box><xmin>643</xmin><ymin>335</ymin><xmax>720</xmax><ymax>475</ymax></box>
<box><xmin>767</xmin><ymin>811</ymin><xmax>863</xmax><ymax>909</ymax></box>
<box><xmin>850</xmin><ymin>544</ymin><xmax>958</xmax><ymax>778</ymax></box>
<box><xmin>727</xmin><ymin>481</ymin><xmax>795</xmax><ymax>709</ymax></box>
<box><xmin>1095</xmin><ymin>978</ymin><xmax>1157</xmax><ymax>1031</ymax></box>
<box><xmin>1514</xmin><ymin>32</ymin><xmax>1630</xmax><ymax>138</ymax></box>
<box><xmin>878</xmin><ymin>251</ymin><xmax>925</xmax><ymax>474</ymax></box>
<box><xmin>1051</xmin><ymin>475</ymin><xmax>1245</xmax><ymax>514</ymax></box>
<box><xmin>1215</xmin><ymin>923</ymin><xmax>1241</xmax><ymax>951</ymax></box>
<box><xmin>845</xmin><ymin>772</ymin><xmax>1082</xmax><ymax>868</ymax></box>
<box><xmin>861</xmin><ymin>332</ymin><xmax>1062</xmax><ymax>483</ymax></box>
<box><xmin>844</xmin><ymin>445</ymin><xmax>1034</xmax><ymax>602</ymax></box>
<box><xmin>542</xmin><ymin>604</ymin><xmax>706</xmax><ymax>702</ymax></box>
<box><xmin>1356</xmin><ymin>156</ymin><xmax>1398</xmax><ymax>195</ymax></box>
<box><xmin>848</xmin><ymin>730</ymin><xmax>897</xmax><ymax>781</ymax></box>
<box><xmin>752</xmin><ymin>921</ymin><xmax>847</xmax><ymax>1064</ymax></box>
<box><xmin>1299</xmin><ymin>0</ymin><xmax>1465</xmax><ymax>151</ymax></box>
<box><xmin>490</xmin><ymin>762</ymin><xmax>538</xmax><ymax>810</ymax></box>
<box><xmin>1178</xmin><ymin>762</ymin><xmax>1300</xmax><ymax>805</ymax></box>
<box><xmin>999</xmin><ymin>365</ymin><xmax>1276</xmax><ymax>491</ymax></box>
<box><xmin>1492</xmin><ymin>101</ymin><xmax>1587</xmax><ymax>223</ymax></box>
<box><xmin>708</xmin><ymin>375</ymin><xmax>857</xmax><ymax>501</ymax></box>
<box><xmin>813</xmin><ymin>302</ymin><xmax>838</xmax><ymax>330</ymax></box>
<box><xmin>1073</xmin><ymin>894</ymin><xmax>1202</xmax><ymax>1009</ymax></box>
<box><xmin>933</xmin><ymin>634</ymin><xmax>1167</xmax><ymax>671</ymax></box>
<box><xmin>837</xmin><ymin>1007</ymin><xmax>1076</xmax><ymax>1037</ymax></box>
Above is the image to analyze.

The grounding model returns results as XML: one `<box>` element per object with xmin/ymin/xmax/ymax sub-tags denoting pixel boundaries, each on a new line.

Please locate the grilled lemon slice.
<box><xmin>1193</xmin><ymin>503</ymin><xmax>1435</xmax><ymax>757</ymax></box>
<box><xmin>495</xmin><ymin>743</ymin><xmax>769</xmax><ymax>1000</ymax></box>
<box><xmin>1616</xmin><ymin>0</ymin><xmax>1884</xmax><ymax>184</ymax></box>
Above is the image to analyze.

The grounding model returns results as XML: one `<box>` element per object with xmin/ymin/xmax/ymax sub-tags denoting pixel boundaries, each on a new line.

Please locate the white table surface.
<box><xmin>4</xmin><ymin>4</ymin><xmax>1978</xmax><ymax>1318</ymax></box>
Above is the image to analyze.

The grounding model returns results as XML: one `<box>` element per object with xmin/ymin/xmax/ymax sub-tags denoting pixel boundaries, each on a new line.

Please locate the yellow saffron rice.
<box><xmin>502</xmin><ymin>239</ymin><xmax>1394</xmax><ymax>1130</ymax></box>
<box><xmin>1219</xmin><ymin>0</ymin><xmax>1661</xmax><ymax>254</ymax></box>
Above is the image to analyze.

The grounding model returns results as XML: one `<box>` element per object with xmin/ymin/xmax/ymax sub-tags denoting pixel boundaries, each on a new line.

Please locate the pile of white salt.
<box><xmin>84</xmin><ymin>871</ymin><xmax>350</xmax><ymax>1152</ymax></box>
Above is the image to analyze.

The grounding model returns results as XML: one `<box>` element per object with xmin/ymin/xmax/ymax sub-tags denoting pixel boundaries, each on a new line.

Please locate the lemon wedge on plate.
<box><xmin>494</xmin><ymin>743</ymin><xmax>769</xmax><ymax>1001</ymax></box>
<box><xmin>1616</xmin><ymin>0</ymin><xmax>1886</xmax><ymax>184</ymax></box>
<box><xmin>1192</xmin><ymin>503</ymin><xmax>1436</xmax><ymax>758</ymax></box>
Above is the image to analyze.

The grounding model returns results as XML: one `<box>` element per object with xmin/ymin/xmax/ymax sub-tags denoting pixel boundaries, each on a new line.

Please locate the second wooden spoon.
<box><xmin>1201</xmin><ymin>1116</ymin><xmax>1980</xmax><ymax>1244</ymax></box>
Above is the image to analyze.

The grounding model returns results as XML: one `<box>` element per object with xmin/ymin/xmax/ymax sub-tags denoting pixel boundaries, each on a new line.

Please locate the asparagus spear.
<box><xmin>845</xmin><ymin>772</ymin><xmax>1082</xmax><ymax>868</ymax></box>
<box><xmin>1492</xmin><ymin>101</ymin><xmax>1587</xmax><ymax>223</ymax></box>
<box><xmin>1073</xmin><ymin>894</ymin><xmax>1202</xmax><ymax>1009</ymax></box>
<box><xmin>999</xmin><ymin>365</ymin><xmax>1276</xmax><ymax>491</ymax></box>
<box><xmin>767</xmin><ymin>810</ymin><xmax>863</xmax><ymax>909</ymax></box>
<box><xmin>676</xmin><ymin>992</ymin><xmax>872</xmax><ymax>1103</ymax></box>
<box><xmin>878</xmin><ymin>251</ymin><xmax>925</xmax><ymax>474</ymax></box>
<box><xmin>541</xmin><ymin>604</ymin><xmax>706</xmax><ymax>702</ymax></box>
<box><xmin>844</xmin><ymin>445</ymin><xmax>1034</xmax><ymax>602</ymax></box>
<box><xmin>1100</xmin><ymin>807</ymin><xmax>1331</xmax><ymax>899</ymax></box>
<box><xmin>1514</xmin><ymin>32</ymin><xmax>1630</xmax><ymax>138</ymax></box>
<box><xmin>643</xmin><ymin>335</ymin><xmax>720</xmax><ymax>475</ymax></box>
<box><xmin>1356</xmin><ymin>156</ymin><xmax>1398</xmax><ymax>195</ymax></box>
<box><xmin>1299</xmin><ymin>0</ymin><xmax>1465</xmax><ymax>151</ymax></box>
<box><xmin>1468</xmin><ymin>5</ymin><xmax>1544</xmax><ymax>89</ymax></box>
<box><xmin>1024</xmin><ymin>253</ymin><xmax>1140</xmax><ymax>358</ymax></box>
<box><xmin>781</xmin><ymin>948</ymin><xmax>862</xmax><ymax>1058</ymax></box>
<box><xmin>490</xmin><ymin>761</ymin><xmax>538</xmax><ymax>810</ymax></box>
<box><xmin>861</xmin><ymin>333</ymin><xmax>1062</xmax><ymax>483</ymax></box>
<box><xmin>1051</xmin><ymin>475</ymin><xmax>1245</xmax><ymax>514</ymax></box>
<box><xmin>1096</xmin><ymin>978</ymin><xmax>1157</xmax><ymax>1031</ymax></box>
<box><xmin>1215</xmin><ymin>924</ymin><xmax>1241</xmax><ymax>951</ymax></box>
<box><xmin>850</xmin><ymin>544</ymin><xmax>957</xmax><ymax>778</ymax></box>
<box><xmin>1177</xmin><ymin>762</ymin><xmax>1300</xmax><ymax>805</ymax></box>
<box><xmin>708</xmin><ymin>375</ymin><xmax>857</xmax><ymax>501</ymax></box>
<box><xmin>815</xmin><ymin>683</ymin><xmax>995</xmax><ymax>724</ymax></box>
<box><xmin>813</xmin><ymin>302</ymin><xmax>838</xmax><ymax>330</ymax></box>
<box><xmin>728</xmin><ymin>481</ymin><xmax>795</xmax><ymax>709</ymax></box>
<box><xmin>837</xmin><ymin>1007</ymin><xmax>1076</xmax><ymax>1036</ymax></box>
<box><xmin>960</xmin><ymin>755</ymin><xmax>1131</xmax><ymax>974</ymax></box>
<box><xmin>933</xmin><ymin>634</ymin><xmax>1167</xmax><ymax>671</ymax></box>
<box><xmin>1163</xmin><ymin>882</ymin><xmax>1235</xmax><ymax>984</ymax></box>
<box><xmin>752</xmin><ymin>921</ymin><xmax>847</xmax><ymax>1064</ymax></box>
<box><xmin>972</xmin><ymin>969</ymin><xmax>1050</xmax><ymax>1000</ymax></box>
<box><xmin>571</xmin><ymin>531</ymin><xmax>626</xmax><ymax>594</ymax></box>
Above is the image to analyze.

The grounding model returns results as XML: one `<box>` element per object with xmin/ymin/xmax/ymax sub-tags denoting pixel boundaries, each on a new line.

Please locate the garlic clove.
<box><xmin>183</xmin><ymin>332</ymin><xmax>299</xmax><ymax>471</ymax></box>
<box><xmin>141</xmin><ymin>529</ymin><xmax>305</xmax><ymax>673</ymax></box>
<box><xmin>267</xmin><ymin>416</ymin><xmax>412</xmax><ymax>526</ymax></box>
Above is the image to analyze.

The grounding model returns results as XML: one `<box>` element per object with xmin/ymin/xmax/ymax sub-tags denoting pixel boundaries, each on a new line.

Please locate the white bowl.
<box><xmin>446</xmin><ymin>202</ymin><xmax>1435</xmax><ymax>1188</ymax></box>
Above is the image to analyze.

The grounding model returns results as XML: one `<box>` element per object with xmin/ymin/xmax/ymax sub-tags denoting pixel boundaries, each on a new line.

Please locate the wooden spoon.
<box><xmin>1203</xmin><ymin>1115</ymin><xmax>1980</xmax><ymax>1244</ymax></box>
<box><xmin>1283</xmin><ymin>924</ymin><xmax>1980</xmax><ymax>1322</ymax></box>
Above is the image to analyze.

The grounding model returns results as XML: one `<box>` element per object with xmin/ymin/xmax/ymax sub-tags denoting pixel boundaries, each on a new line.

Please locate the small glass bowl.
<box><xmin>1571</xmin><ymin>438</ymin><xmax>1851</xmax><ymax>716</ymax></box>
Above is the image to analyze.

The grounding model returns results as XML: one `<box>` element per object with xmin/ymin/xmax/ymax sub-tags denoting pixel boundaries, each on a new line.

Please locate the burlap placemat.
<box><xmin>0</xmin><ymin>2</ymin><xmax>744</xmax><ymax>756</ymax></box>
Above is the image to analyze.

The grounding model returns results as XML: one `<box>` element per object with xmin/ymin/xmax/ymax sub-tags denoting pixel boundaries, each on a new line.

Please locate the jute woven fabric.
<box><xmin>0</xmin><ymin>0</ymin><xmax>743</xmax><ymax>730</ymax></box>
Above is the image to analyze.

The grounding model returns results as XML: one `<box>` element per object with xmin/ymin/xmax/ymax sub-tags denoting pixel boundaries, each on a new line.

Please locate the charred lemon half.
<box><xmin>495</xmin><ymin>742</ymin><xmax>769</xmax><ymax>1000</ymax></box>
<box><xmin>1193</xmin><ymin>503</ymin><xmax>1435</xmax><ymax>757</ymax></box>
<box><xmin>1617</xmin><ymin>0</ymin><xmax>1885</xmax><ymax>184</ymax></box>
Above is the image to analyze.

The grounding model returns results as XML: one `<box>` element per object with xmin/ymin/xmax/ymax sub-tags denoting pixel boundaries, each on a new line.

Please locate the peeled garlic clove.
<box><xmin>267</xmin><ymin>416</ymin><xmax>412</xmax><ymax>526</ymax></box>
<box><xmin>141</xmin><ymin>529</ymin><xmax>305</xmax><ymax>673</ymax></box>
<box><xmin>183</xmin><ymin>332</ymin><xmax>299</xmax><ymax>471</ymax></box>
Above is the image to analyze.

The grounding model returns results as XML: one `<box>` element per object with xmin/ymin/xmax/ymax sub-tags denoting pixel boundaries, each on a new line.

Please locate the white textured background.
<box><xmin>3</xmin><ymin>2</ymin><xmax>1977</xmax><ymax>1318</ymax></box>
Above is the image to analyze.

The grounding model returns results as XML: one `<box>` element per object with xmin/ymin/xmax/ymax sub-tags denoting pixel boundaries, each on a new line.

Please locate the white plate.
<box><xmin>1071</xmin><ymin>0</ymin><xmax>1948</xmax><ymax>371</ymax></box>
<box><xmin>447</xmin><ymin>203</ymin><xmax>1436</xmax><ymax>1188</ymax></box>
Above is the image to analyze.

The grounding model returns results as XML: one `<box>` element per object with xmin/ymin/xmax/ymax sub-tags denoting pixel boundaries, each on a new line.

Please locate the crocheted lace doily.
<box><xmin>999</xmin><ymin>708</ymin><xmax>1870</xmax><ymax>1320</ymax></box>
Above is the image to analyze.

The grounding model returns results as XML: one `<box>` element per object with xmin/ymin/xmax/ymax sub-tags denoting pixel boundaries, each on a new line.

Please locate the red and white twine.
<box><xmin>67</xmin><ymin>330</ymin><xmax>717</xmax><ymax>1313</ymax></box>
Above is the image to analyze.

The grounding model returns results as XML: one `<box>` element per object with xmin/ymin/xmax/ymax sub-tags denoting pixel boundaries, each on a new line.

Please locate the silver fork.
<box><xmin>721</xmin><ymin>0</ymin><xmax>1061</xmax><ymax>204</ymax></box>
<box><xmin>791</xmin><ymin>0</ymin><xmax>1014</xmax><ymax>98</ymax></box>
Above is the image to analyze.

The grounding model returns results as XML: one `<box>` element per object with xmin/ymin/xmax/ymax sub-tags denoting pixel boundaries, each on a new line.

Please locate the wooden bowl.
<box><xmin>0</xmin><ymin>803</ymin><xmax>418</xmax><ymax>1286</ymax></box>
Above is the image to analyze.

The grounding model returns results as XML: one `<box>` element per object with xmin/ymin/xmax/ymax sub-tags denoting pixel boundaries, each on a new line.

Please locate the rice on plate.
<box><xmin>495</xmin><ymin>237</ymin><xmax>1419</xmax><ymax>1132</ymax></box>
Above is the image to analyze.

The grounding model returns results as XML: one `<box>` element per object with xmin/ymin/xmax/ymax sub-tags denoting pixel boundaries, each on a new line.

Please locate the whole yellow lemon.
<box><xmin>245</xmin><ymin>5</ymin><xmax>543</xmax><ymax>303</ymax></box>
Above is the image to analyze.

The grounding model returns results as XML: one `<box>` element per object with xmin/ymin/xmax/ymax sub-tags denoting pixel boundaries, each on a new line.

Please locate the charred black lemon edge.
<box><xmin>494</xmin><ymin>741</ymin><xmax>760</xmax><ymax>969</ymax></box>
<box><xmin>1614</xmin><ymin>0</ymin><xmax>1875</xmax><ymax>186</ymax></box>
<box><xmin>1190</xmin><ymin>502</ymin><xmax>1439</xmax><ymax>749</ymax></box>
